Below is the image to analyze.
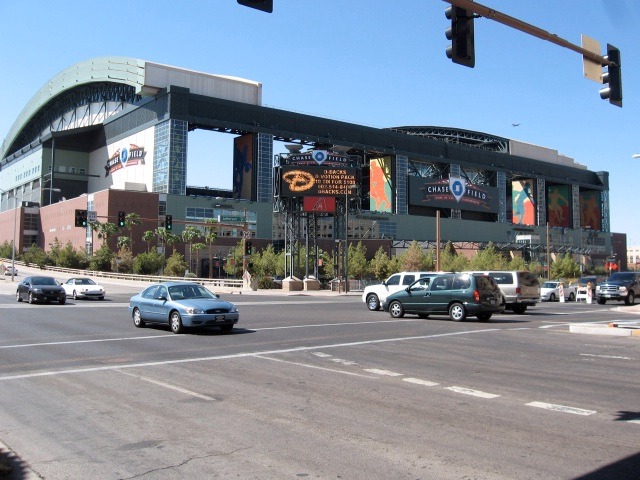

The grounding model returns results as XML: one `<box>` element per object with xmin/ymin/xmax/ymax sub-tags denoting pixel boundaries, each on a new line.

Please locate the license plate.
<box><xmin>216</xmin><ymin>315</ymin><xmax>225</xmax><ymax>321</ymax></box>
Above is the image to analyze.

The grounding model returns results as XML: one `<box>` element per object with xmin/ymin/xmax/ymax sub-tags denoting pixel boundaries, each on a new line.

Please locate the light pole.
<box><xmin>10</xmin><ymin>187</ymin><xmax>60</xmax><ymax>282</ymax></box>
<box><xmin>344</xmin><ymin>184</ymin><xmax>357</xmax><ymax>294</ymax></box>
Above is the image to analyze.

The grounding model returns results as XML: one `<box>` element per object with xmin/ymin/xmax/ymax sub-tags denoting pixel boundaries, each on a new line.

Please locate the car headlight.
<box><xmin>33</xmin><ymin>288</ymin><xmax>43</xmax><ymax>294</ymax></box>
<box><xmin>184</xmin><ymin>307</ymin><xmax>205</xmax><ymax>314</ymax></box>
<box><xmin>230</xmin><ymin>306</ymin><xmax>239</xmax><ymax>313</ymax></box>
<box><xmin>619</xmin><ymin>286</ymin><xmax>627</xmax><ymax>292</ymax></box>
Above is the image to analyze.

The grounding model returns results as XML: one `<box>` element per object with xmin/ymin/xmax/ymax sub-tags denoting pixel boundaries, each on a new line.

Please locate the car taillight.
<box><xmin>516</xmin><ymin>287</ymin><xmax>522</xmax><ymax>294</ymax></box>
<box><xmin>473</xmin><ymin>289</ymin><xmax>480</xmax><ymax>302</ymax></box>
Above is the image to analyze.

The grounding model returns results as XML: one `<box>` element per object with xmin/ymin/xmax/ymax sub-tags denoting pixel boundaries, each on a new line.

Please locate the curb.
<box><xmin>569</xmin><ymin>323</ymin><xmax>640</xmax><ymax>336</ymax></box>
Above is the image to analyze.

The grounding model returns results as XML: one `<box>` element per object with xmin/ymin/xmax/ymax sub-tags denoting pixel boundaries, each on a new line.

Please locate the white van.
<box><xmin>362</xmin><ymin>271</ymin><xmax>439</xmax><ymax>311</ymax></box>
<box><xmin>464</xmin><ymin>270</ymin><xmax>540</xmax><ymax>314</ymax></box>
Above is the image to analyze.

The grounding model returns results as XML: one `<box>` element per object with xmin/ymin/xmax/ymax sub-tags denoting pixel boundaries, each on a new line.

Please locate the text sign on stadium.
<box><xmin>280</xmin><ymin>166</ymin><xmax>359</xmax><ymax>197</ymax></box>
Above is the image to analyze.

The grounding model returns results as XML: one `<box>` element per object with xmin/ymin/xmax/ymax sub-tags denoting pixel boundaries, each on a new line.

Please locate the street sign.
<box><xmin>87</xmin><ymin>210</ymin><xmax>97</xmax><ymax>222</ymax></box>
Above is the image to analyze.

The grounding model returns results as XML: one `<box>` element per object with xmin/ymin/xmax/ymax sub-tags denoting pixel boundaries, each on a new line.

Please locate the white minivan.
<box><xmin>464</xmin><ymin>270</ymin><xmax>540</xmax><ymax>314</ymax></box>
<box><xmin>362</xmin><ymin>271</ymin><xmax>438</xmax><ymax>311</ymax></box>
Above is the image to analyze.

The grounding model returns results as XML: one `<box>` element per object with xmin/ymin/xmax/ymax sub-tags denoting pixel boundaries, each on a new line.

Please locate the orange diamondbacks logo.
<box><xmin>282</xmin><ymin>170</ymin><xmax>315</xmax><ymax>192</ymax></box>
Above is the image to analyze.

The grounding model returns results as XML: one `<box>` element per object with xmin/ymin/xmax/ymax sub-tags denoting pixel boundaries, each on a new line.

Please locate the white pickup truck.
<box><xmin>540</xmin><ymin>281</ymin><xmax>577</xmax><ymax>302</ymax></box>
<box><xmin>362</xmin><ymin>271</ymin><xmax>436</xmax><ymax>311</ymax></box>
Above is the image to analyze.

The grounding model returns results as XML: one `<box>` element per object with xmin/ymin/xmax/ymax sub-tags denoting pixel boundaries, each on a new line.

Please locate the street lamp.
<box><xmin>10</xmin><ymin>187</ymin><xmax>61</xmax><ymax>282</ymax></box>
<box><xmin>344</xmin><ymin>184</ymin><xmax>357</xmax><ymax>294</ymax></box>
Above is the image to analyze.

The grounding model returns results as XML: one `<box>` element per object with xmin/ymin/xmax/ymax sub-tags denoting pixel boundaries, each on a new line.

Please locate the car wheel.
<box><xmin>549</xmin><ymin>293</ymin><xmax>556</xmax><ymax>302</ymax></box>
<box><xmin>73</xmin><ymin>290</ymin><xmax>78</xmax><ymax>300</ymax></box>
<box><xmin>449</xmin><ymin>302</ymin><xmax>466</xmax><ymax>322</ymax></box>
<box><xmin>597</xmin><ymin>298</ymin><xmax>606</xmax><ymax>305</ymax></box>
<box><xmin>59</xmin><ymin>297</ymin><xmax>66</xmax><ymax>305</ymax></box>
<box><xmin>28</xmin><ymin>292</ymin><xmax>35</xmax><ymax>304</ymax></box>
<box><xmin>366</xmin><ymin>294</ymin><xmax>380</xmax><ymax>311</ymax></box>
<box><xmin>512</xmin><ymin>305</ymin><xmax>527</xmax><ymax>314</ymax></box>
<box><xmin>99</xmin><ymin>296</ymin><xmax>104</xmax><ymax>300</ymax></box>
<box><xmin>220</xmin><ymin>324</ymin><xmax>234</xmax><ymax>334</ymax></box>
<box><xmin>132</xmin><ymin>308</ymin><xmax>145</xmax><ymax>328</ymax></box>
<box><xmin>16</xmin><ymin>291</ymin><xmax>22</xmax><ymax>302</ymax></box>
<box><xmin>625</xmin><ymin>292</ymin><xmax>635</xmax><ymax>305</ymax></box>
<box><xmin>389</xmin><ymin>300</ymin><xmax>405</xmax><ymax>318</ymax></box>
<box><xmin>476</xmin><ymin>312</ymin><xmax>492</xmax><ymax>321</ymax></box>
<box><xmin>170</xmin><ymin>311</ymin><xmax>184</xmax><ymax>334</ymax></box>
<box><xmin>568</xmin><ymin>292</ymin><xmax>575</xmax><ymax>301</ymax></box>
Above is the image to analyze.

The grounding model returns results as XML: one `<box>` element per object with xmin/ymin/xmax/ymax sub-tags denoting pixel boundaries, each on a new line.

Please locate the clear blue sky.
<box><xmin>1</xmin><ymin>1</ymin><xmax>639</xmax><ymax>242</ymax></box>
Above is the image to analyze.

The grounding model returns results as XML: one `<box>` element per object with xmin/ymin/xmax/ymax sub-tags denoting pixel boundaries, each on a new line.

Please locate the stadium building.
<box><xmin>0</xmin><ymin>57</ymin><xmax>624</xmax><ymax>278</ymax></box>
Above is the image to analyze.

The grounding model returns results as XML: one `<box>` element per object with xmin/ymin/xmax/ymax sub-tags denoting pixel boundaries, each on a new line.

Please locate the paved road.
<box><xmin>1</xmin><ymin>267</ymin><xmax>639</xmax><ymax>479</ymax></box>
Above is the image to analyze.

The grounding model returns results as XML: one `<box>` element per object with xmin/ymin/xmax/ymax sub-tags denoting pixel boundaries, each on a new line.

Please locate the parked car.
<box><xmin>540</xmin><ymin>281</ymin><xmax>576</xmax><ymax>302</ymax></box>
<box><xmin>4</xmin><ymin>265</ymin><xmax>18</xmax><ymax>276</ymax></box>
<box><xmin>16</xmin><ymin>276</ymin><xmax>66</xmax><ymax>304</ymax></box>
<box><xmin>576</xmin><ymin>276</ymin><xmax>599</xmax><ymax>295</ymax></box>
<box><xmin>129</xmin><ymin>282</ymin><xmax>239</xmax><ymax>334</ymax></box>
<box><xmin>362</xmin><ymin>271</ymin><xmax>440</xmax><ymax>311</ymax></box>
<box><xmin>465</xmin><ymin>270</ymin><xmax>540</xmax><ymax>314</ymax></box>
<box><xmin>382</xmin><ymin>273</ymin><xmax>504</xmax><ymax>322</ymax></box>
<box><xmin>62</xmin><ymin>277</ymin><xmax>106</xmax><ymax>300</ymax></box>
<box><xmin>596</xmin><ymin>272</ymin><xmax>640</xmax><ymax>305</ymax></box>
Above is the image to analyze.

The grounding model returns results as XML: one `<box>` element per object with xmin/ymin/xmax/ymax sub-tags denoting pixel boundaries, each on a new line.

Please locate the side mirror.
<box><xmin>157</xmin><ymin>295</ymin><xmax>167</xmax><ymax>301</ymax></box>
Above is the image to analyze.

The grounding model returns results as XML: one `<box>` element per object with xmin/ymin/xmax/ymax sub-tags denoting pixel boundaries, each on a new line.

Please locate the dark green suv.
<box><xmin>382</xmin><ymin>273</ymin><xmax>504</xmax><ymax>322</ymax></box>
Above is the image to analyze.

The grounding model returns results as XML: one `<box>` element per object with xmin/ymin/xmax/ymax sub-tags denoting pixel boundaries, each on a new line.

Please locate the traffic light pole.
<box><xmin>442</xmin><ymin>0</ymin><xmax>612</xmax><ymax>68</ymax></box>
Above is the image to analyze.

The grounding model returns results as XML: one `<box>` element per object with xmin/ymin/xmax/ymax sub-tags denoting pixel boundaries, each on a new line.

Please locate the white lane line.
<box><xmin>255</xmin><ymin>355</ymin><xmax>375</xmax><ymax>377</ymax></box>
<box><xmin>629</xmin><ymin>420</ymin><xmax>640</xmax><ymax>425</ymax></box>
<box><xmin>0</xmin><ymin>328</ymin><xmax>499</xmax><ymax>382</ymax></box>
<box><xmin>445</xmin><ymin>386</ymin><xmax>500</xmax><ymax>399</ymax></box>
<box><xmin>0</xmin><ymin>334</ymin><xmax>179</xmax><ymax>350</ymax></box>
<box><xmin>364</xmin><ymin>368</ymin><xmax>403</xmax><ymax>377</ymax></box>
<box><xmin>403</xmin><ymin>378</ymin><xmax>439</xmax><ymax>387</ymax></box>
<box><xmin>580</xmin><ymin>353</ymin><xmax>632</xmax><ymax>360</ymax></box>
<box><xmin>526</xmin><ymin>401</ymin><xmax>596</xmax><ymax>416</ymax></box>
<box><xmin>117</xmin><ymin>369</ymin><xmax>215</xmax><ymax>401</ymax></box>
<box><xmin>254</xmin><ymin>319</ymin><xmax>424</xmax><ymax>330</ymax></box>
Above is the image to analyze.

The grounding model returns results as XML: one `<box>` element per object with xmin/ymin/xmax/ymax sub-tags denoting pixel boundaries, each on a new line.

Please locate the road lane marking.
<box><xmin>0</xmin><ymin>328</ymin><xmax>499</xmax><ymax>381</ymax></box>
<box><xmin>403</xmin><ymin>378</ymin><xmax>439</xmax><ymax>387</ymax></box>
<box><xmin>446</xmin><ymin>386</ymin><xmax>500</xmax><ymax>399</ymax></box>
<box><xmin>580</xmin><ymin>353</ymin><xmax>632</xmax><ymax>360</ymax></box>
<box><xmin>364</xmin><ymin>368</ymin><xmax>403</xmax><ymax>376</ymax></box>
<box><xmin>0</xmin><ymin>334</ymin><xmax>179</xmax><ymax>349</ymax></box>
<box><xmin>526</xmin><ymin>401</ymin><xmax>596</xmax><ymax>416</ymax></box>
<box><xmin>255</xmin><ymin>355</ymin><xmax>374</xmax><ymax>377</ymax></box>
<box><xmin>117</xmin><ymin>369</ymin><xmax>215</xmax><ymax>401</ymax></box>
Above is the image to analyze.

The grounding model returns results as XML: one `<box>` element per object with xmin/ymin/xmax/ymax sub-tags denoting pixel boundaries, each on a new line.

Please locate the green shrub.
<box><xmin>133</xmin><ymin>252</ymin><xmax>165</xmax><ymax>275</ymax></box>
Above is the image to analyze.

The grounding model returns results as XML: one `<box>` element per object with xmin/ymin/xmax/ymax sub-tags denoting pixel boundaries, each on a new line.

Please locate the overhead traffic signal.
<box><xmin>599</xmin><ymin>44</ymin><xmax>622</xmax><ymax>107</ymax></box>
<box><xmin>445</xmin><ymin>6</ymin><xmax>475</xmax><ymax>68</ymax></box>
<box><xmin>74</xmin><ymin>209</ymin><xmax>88</xmax><ymax>227</ymax></box>
<box><xmin>165</xmin><ymin>215</ymin><xmax>173</xmax><ymax>230</ymax></box>
<box><xmin>245</xmin><ymin>241</ymin><xmax>253</xmax><ymax>255</ymax></box>
<box><xmin>118</xmin><ymin>211</ymin><xmax>126</xmax><ymax>227</ymax></box>
<box><xmin>237</xmin><ymin>0</ymin><xmax>272</xmax><ymax>13</ymax></box>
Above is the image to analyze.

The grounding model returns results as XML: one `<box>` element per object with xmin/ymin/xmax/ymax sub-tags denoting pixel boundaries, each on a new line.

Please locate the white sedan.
<box><xmin>4</xmin><ymin>266</ymin><xmax>18</xmax><ymax>276</ymax></box>
<box><xmin>540</xmin><ymin>281</ymin><xmax>576</xmax><ymax>302</ymax></box>
<box><xmin>62</xmin><ymin>277</ymin><xmax>106</xmax><ymax>300</ymax></box>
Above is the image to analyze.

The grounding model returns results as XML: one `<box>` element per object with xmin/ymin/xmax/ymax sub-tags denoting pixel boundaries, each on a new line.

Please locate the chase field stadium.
<box><xmin>0</xmin><ymin>57</ymin><xmax>622</xmax><ymax>278</ymax></box>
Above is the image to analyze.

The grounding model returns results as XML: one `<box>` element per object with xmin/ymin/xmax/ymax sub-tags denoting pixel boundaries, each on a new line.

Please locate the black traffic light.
<box><xmin>445</xmin><ymin>6</ymin><xmax>475</xmax><ymax>68</ymax></box>
<box><xmin>74</xmin><ymin>209</ymin><xmax>88</xmax><ymax>227</ymax></box>
<box><xmin>245</xmin><ymin>241</ymin><xmax>253</xmax><ymax>255</ymax></box>
<box><xmin>599</xmin><ymin>44</ymin><xmax>622</xmax><ymax>107</ymax></box>
<box><xmin>165</xmin><ymin>215</ymin><xmax>173</xmax><ymax>230</ymax></box>
<box><xmin>237</xmin><ymin>0</ymin><xmax>272</xmax><ymax>13</ymax></box>
<box><xmin>118</xmin><ymin>211</ymin><xmax>126</xmax><ymax>227</ymax></box>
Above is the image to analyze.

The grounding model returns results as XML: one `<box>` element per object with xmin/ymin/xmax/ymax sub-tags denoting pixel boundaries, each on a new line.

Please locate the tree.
<box><xmin>469</xmin><ymin>242</ymin><xmax>509</xmax><ymax>270</ymax></box>
<box><xmin>399</xmin><ymin>240</ymin><xmax>434</xmax><ymax>271</ymax></box>
<box><xmin>165</xmin><ymin>232</ymin><xmax>181</xmax><ymax>255</ymax></box>
<box><xmin>181</xmin><ymin>226</ymin><xmax>201</xmax><ymax>274</ymax></box>
<box><xmin>89</xmin><ymin>245</ymin><xmax>114</xmax><ymax>272</ymax></box>
<box><xmin>203</xmin><ymin>218</ymin><xmax>218</xmax><ymax>278</ymax></box>
<box><xmin>165</xmin><ymin>252</ymin><xmax>188</xmax><ymax>277</ymax></box>
<box><xmin>133</xmin><ymin>251</ymin><xmax>165</xmax><ymax>275</ymax></box>
<box><xmin>124</xmin><ymin>212</ymin><xmax>142</xmax><ymax>253</ymax></box>
<box><xmin>440</xmin><ymin>241</ymin><xmax>470</xmax><ymax>272</ymax></box>
<box><xmin>224</xmin><ymin>242</ymin><xmax>244</xmax><ymax>278</ymax></box>
<box><xmin>0</xmin><ymin>240</ymin><xmax>13</xmax><ymax>258</ymax></box>
<box><xmin>550</xmin><ymin>252</ymin><xmax>581</xmax><ymax>280</ymax></box>
<box><xmin>370</xmin><ymin>246</ymin><xmax>392</xmax><ymax>280</ymax></box>
<box><xmin>192</xmin><ymin>242</ymin><xmax>207</xmax><ymax>277</ymax></box>
<box><xmin>142</xmin><ymin>230</ymin><xmax>156</xmax><ymax>253</ymax></box>
<box><xmin>90</xmin><ymin>221</ymin><xmax>119</xmax><ymax>249</ymax></box>
<box><xmin>347</xmin><ymin>241</ymin><xmax>369</xmax><ymax>280</ymax></box>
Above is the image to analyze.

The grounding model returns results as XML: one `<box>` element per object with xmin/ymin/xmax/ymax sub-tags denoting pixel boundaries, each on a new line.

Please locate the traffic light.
<box><xmin>599</xmin><ymin>44</ymin><xmax>622</xmax><ymax>107</ymax></box>
<box><xmin>245</xmin><ymin>241</ymin><xmax>253</xmax><ymax>255</ymax></box>
<box><xmin>165</xmin><ymin>215</ymin><xmax>173</xmax><ymax>230</ymax></box>
<box><xmin>445</xmin><ymin>6</ymin><xmax>475</xmax><ymax>68</ymax></box>
<box><xmin>237</xmin><ymin>0</ymin><xmax>272</xmax><ymax>13</ymax></box>
<box><xmin>118</xmin><ymin>211</ymin><xmax>126</xmax><ymax>227</ymax></box>
<box><xmin>74</xmin><ymin>209</ymin><xmax>87</xmax><ymax>227</ymax></box>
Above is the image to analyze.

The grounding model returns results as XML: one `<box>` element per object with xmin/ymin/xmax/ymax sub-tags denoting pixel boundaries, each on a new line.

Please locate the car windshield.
<box><xmin>32</xmin><ymin>277</ymin><xmax>57</xmax><ymax>286</ymax></box>
<box><xmin>541</xmin><ymin>282</ymin><xmax>558</xmax><ymax>288</ymax></box>
<box><xmin>75</xmin><ymin>278</ymin><xmax>96</xmax><ymax>285</ymax></box>
<box><xmin>168</xmin><ymin>285</ymin><xmax>218</xmax><ymax>300</ymax></box>
<box><xmin>607</xmin><ymin>272</ymin><xmax>635</xmax><ymax>281</ymax></box>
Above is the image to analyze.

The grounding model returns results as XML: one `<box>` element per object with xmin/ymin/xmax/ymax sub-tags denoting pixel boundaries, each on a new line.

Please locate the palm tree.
<box><xmin>204</xmin><ymin>218</ymin><xmax>218</xmax><ymax>278</ymax></box>
<box><xmin>165</xmin><ymin>232</ymin><xmax>181</xmax><ymax>255</ymax></box>
<box><xmin>142</xmin><ymin>230</ymin><xmax>156</xmax><ymax>253</ymax></box>
<box><xmin>192</xmin><ymin>242</ymin><xmax>207</xmax><ymax>277</ymax></box>
<box><xmin>181</xmin><ymin>226</ymin><xmax>201</xmax><ymax>274</ymax></box>
<box><xmin>124</xmin><ymin>212</ymin><xmax>142</xmax><ymax>253</ymax></box>
<box><xmin>90</xmin><ymin>221</ymin><xmax>119</xmax><ymax>250</ymax></box>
